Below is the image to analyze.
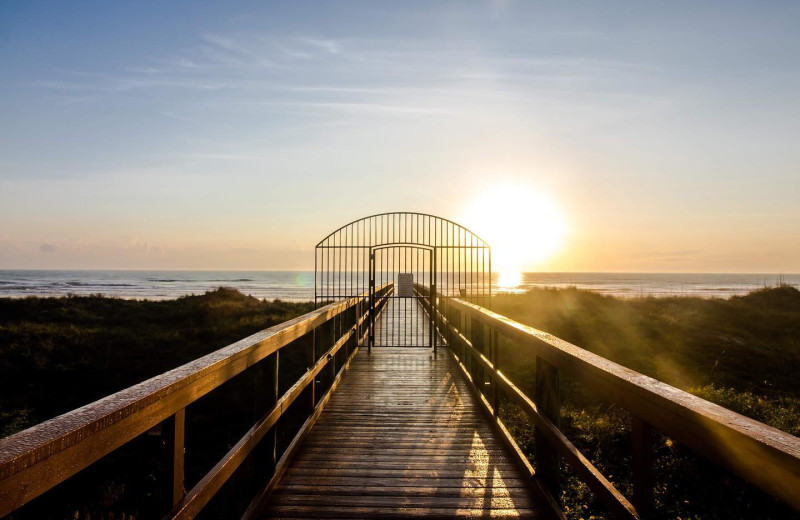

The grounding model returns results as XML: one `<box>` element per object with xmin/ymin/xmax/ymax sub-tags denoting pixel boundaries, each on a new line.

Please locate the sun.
<box><xmin>461</xmin><ymin>184</ymin><xmax>566</xmax><ymax>278</ymax></box>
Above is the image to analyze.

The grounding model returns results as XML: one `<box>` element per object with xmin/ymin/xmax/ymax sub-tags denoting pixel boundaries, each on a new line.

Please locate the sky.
<box><xmin>0</xmin><ymin>1</ymin><xmax>798</xmax><ymax>272</ymax></box>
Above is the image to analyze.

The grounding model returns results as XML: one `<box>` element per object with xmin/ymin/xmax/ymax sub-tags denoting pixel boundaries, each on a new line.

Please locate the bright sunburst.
<box><xmin>462</xmin><ymin>184</ymin><xmax>566</xmax><ymax>278</ymax></box>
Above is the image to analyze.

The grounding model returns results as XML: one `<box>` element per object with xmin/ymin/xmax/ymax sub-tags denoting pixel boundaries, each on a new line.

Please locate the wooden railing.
<box><xmin>0</xmin><ymin>283</ymin><xmax>393</xmax><ymax>519</ymax></box>
<box><xmin>415</xmin><ymin>284</ymin><xmax>800</xmax><ymax>519</ymax></box>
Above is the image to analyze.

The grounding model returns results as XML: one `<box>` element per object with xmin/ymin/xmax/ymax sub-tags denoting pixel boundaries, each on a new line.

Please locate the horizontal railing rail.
<box><xmin>0</xmin><ymin>283</ymin><xmax>392</xmax><ymax>519</ymax></box>
<box><xmin>415</xmin><ymin>284</ymin><xmax>800</xmax><ymax>519</ymax></box>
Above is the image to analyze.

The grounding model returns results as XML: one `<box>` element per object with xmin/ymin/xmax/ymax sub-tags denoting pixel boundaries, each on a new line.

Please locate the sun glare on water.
<box><xmin>462</xmin><ymin>184</ymin><xmax>566</xmax><ymax>284</ymax></box>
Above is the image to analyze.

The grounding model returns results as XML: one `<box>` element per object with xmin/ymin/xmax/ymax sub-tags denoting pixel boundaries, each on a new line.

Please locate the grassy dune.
<box><xmin>1</xmin><ymin>286</ymin><xmax>798</xmax><ymax>519</ymax></box>
<box><xmin>0</xmin><ymin>288</ymin><xmax>314</xmax><ymax>519</ymax></box>
<box><xmin>491</xmin><ymin>285</ymin><xmax>800</xmax><ymax>520</ymax></box>
<box><xmin>491</xmin><ymin>285</ymin><xmax>800</xmax><ymax>431</ymax></box>
<box><xmin>0</xmin><ymin>287</ymin><xmax>313</xmax><ymax>437</ymax></box>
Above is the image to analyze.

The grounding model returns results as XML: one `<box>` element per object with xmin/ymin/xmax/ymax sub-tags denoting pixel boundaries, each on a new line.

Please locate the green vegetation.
<box><xmin>491</xmin><ymin>285</ymin><xmax>800</xmax><ymax>520</ymax></box>
<box><xmin>0</xmin><ymin>287</ymin><xmax>312</xmax><ymax>436</ymax></box>
<box><xmin>0</xmin><ymin>288</ymin><xmax>313</xmax><ymax>520</ymax></box>
<box><xmin>1</xmin><ymin>286</ymin><xmax>798</xmax><ymax>519</ymax></box>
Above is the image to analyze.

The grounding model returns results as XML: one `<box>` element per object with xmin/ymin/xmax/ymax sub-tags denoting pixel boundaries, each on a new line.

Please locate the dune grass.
<box><xmin>0</xmin><ymin>287</ymin><xmax>313</xmax><ymax>437</ymax></box>
<box><xmin>1</xmin><ymin>286</ymin><xmax>798</xmax><ymax>519</ymax></box>
<box><xmin>491</xmin><ymin>285</ymin><xmax>800</xmax><ymax>520</ymax></box>
<box><xmin>0</xmin><ymin>288</ymin><xmax>314</xmax><ymax>519</ymax></box>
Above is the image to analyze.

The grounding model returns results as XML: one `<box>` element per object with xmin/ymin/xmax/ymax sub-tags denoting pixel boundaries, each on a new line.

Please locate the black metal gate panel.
<box><xmin>369</xmin><ymin>245</ymin><xmax>432</xmax><ymax>347</ymax></box>
<box><xmin>315</xmin><ymin>213</ymin><xmax>491</xmax><ymax>350</ymax></box>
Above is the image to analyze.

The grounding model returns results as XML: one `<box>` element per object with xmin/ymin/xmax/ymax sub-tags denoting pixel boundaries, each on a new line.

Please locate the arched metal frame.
<box><xmin>315</xmin><ymin>212</ymin><xmax>491</xmax><ymax>349</ymax></box>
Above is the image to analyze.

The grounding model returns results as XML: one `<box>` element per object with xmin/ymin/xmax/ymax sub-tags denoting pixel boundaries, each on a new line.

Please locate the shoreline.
<box><xmin>0</xmin><ymin>283</ymin><xmax>797</xmax><ymax>303</ymax></box>
<box><xmin>2</xmin><ymin>270</ymin><xmax>797</xmax><ymax>302</ymax></box>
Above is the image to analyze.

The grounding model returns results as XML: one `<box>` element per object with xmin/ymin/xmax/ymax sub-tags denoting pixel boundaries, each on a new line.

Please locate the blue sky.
<box><xmin>1</xmin><ymin>1</ymin><xmax>799</xmax><ymax>271</ymax></box>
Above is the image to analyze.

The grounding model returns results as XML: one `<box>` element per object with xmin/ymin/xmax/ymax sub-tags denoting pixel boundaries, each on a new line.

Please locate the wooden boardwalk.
<box><xmin>263</xmin><ymin>343</ymin><xmax>549</xmax><ymax>518</ymax></box>
<box><xmin>373</xmin><ymin>296</ymin><xmax>435</xmax><ymax>347</ymax></box>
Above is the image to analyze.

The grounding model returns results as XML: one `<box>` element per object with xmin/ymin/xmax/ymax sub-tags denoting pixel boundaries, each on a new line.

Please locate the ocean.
<box><xmin>0</xmin><ymin>270</ymin><xmax>796</xmax><ymax>301</ymax></box>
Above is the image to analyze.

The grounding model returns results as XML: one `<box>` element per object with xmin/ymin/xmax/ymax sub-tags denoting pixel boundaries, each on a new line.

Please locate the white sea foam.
<box><xmin>0</xmin><ymin>270</ymin><xmax>796</xmax><ymax>301</ymax></box>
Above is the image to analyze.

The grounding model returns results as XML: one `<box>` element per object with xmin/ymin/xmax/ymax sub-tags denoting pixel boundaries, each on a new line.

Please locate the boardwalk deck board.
<box><xmin>261</xmin><ymin>300</ymin><xmax>549</xmax><ymax>519</ymax></box>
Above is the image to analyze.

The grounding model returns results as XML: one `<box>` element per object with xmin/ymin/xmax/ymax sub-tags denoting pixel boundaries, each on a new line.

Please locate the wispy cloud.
<box><xmin>298</xmin><ymin>37</ymin><xmax>341</xmax><ymax>55</ymax></box>
<box><xmin>200</xmin><ymin>33</ymin><xmax>275</xmax><ymax>69</ymax></box>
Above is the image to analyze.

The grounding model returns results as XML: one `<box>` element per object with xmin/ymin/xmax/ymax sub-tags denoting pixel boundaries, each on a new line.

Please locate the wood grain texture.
<box><xmin>261</xmin><ymin>347</ymin><xmax>550</xmax><ymax>519</ymax></box>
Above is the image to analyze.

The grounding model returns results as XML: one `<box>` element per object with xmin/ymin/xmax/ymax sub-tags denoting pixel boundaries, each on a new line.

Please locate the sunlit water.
<box><xmin>0</xmin><ymin>270</ymin><xmax>796</xmax><ymax>301</ymax></box>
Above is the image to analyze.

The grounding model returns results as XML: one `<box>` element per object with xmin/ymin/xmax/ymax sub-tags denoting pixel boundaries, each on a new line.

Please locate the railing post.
<box><xmin>310</xmin><ymin>331</ymin><xmax>317</xmax><ymax>411</ymax></box>
<box><xmin>239</xmin><ymin>353</ymin><xmax>275</xmax><ymax>501</ymax></box>
<box><xmin>460</xmin><ymin>308</ymin><xmax>468</xmax><ymax>372</ymax></box>
<box><xmin>632</xmin><ymin>417</ymin><xmax>655</xmax><ymax>519</ymax></box>
<box><xmin>491</xmin><ymin>328</ymin><xmax>499</xmax><ymax>417</ymax></box>
<box><xmin>535</xmin><ymin>356</ymin><xmax>560</xmax><ymax>502</ymax></box>
<box><xmin>162</xmin><ymin>408</ymin><xmax>185</xmax><ymax>508</ymax></box>
<box><xmin>267</xmin><ymin>351</ymin><xmax>279</xmax><ymax>468</ymax></box>
<box><xmin>471</xmin><ymin>317</ymin><xmax>485</xmax><ymax>398</ymax></box>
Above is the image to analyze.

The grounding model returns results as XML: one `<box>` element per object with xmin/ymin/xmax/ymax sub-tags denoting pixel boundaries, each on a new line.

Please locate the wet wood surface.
<box><xmin>262</xmin><ymin>347</ymin><xmax>548</xmax><ymax>519</ymax></box>
<box><xmin>373</xmin><ymin>297</ymin><xmax>434</xmax><ymax>347</ymax></box>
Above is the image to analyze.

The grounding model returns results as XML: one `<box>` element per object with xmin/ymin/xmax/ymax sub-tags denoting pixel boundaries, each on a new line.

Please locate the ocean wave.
<box><xmin>65</xmin><ymin>282</ymin><xmax>136</xmax><ymax>287</ymax></box>
<box><xmin>146</xmin><ymin>278</ymin><xmax>256</xmax><ymax>283</ymax></box>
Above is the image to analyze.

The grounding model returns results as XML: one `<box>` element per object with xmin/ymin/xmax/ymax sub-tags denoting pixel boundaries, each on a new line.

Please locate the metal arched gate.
<box><xmin>315</xmin><ymin>212</ymin><xmax>490</xmax><ymax>350</ymax></box>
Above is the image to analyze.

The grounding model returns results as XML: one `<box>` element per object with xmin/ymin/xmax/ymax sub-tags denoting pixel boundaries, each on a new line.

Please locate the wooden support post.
<box><xmin>491</xmin><ymin>329</ymin><xmax>499</xmax><ymax>417</ymax></box>
<box><xmin>472</xmin><ymin>318</ymin><xmax>485</xmax><ymax>396</ymax></box>
<box><xmin>310</xmin><ymin>331</ymin><xmax>317</xmax><ymax>412</ymax></box>
<box><xmin>266</xmin><ymin>351</ymin><xmax>279</xmax><ymax>469</ymax></box>
<box><xmin>238</xmin><ymin>353</ymin><xmax>274</xmax><ymax>499</ymax></box>
<box><xmin>632</xmin><ymin>416</ymin><xmax>655</xmax><ymax>519</ymax></box>
<box><xmin>535</xmin><ymin>356</ymin><xmax>560</xmax><ymax>502</ymax></box>
<box><xmin>163</xmin><ymin>408</ymin><xmax>185</xmax><ymax>508</ymax></box>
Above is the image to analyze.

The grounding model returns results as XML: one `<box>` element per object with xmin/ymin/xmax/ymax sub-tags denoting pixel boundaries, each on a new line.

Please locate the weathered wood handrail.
<box><xmin>0</xmin><ymin>283</ymin><xmax>392</xmax><ymax>518</ymax></box>
<box><xmin>415</xmin><ymin>284</ymin><xmax>800</xmax><ymax>518</ymax></box>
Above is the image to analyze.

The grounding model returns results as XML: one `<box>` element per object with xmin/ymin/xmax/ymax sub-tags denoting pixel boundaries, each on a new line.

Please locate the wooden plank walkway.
<box><xmin>373</xmin><ymin>296</ymin><xmax>435</xmax><ymax>347</ymax></box>
<box><xmin>262</xmin><ymin>340</ymin><xmax>549</xmax><ymax>517</ymax></box>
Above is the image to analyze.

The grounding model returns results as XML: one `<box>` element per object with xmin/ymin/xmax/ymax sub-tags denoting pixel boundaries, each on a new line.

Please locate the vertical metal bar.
<box><xmin>369</xmin><ymin>250</ymin><xmax>375</xmax><ymax>351</ymax></box>
<box><xmin>348</xmin><ymin>225</ymin><xmax>351</xmax><ymax>299</ymax></box>
<box><xmin>314</xmin><ymin>245</ymin><xmax>318</xmax><ymax>309</ymax></box>
<box><xmin>406</xmin><ymin>245</ymin><xmax>410</xmax><ymax>346</ymax></box>
<box><xmin>457</xmin><ymin>227</ymin><xmax>461</xmax><ymax>299</ymax></box>
<box><xmin>326</xmin><ymin>237</ymin><xmax>330</xmax><ymax>304</ymax></box>
<box><xmin>450</xmin><ymin>222</ymin><xmax>454</xmax><ymax>300</ymax></box>
<box><xmin>467</xmin><ymin>233</ymin><xmax>475</xmax><ymax>303</ymax></box>
<box><xmin>486</xmin><ymin>249</ymin><xmax>494</xmax><ymax>309</ymax></box>
<box><xmin>482</xmin><ymin>245</ymin><xmax>486</xmax><ymax>308</ymax></box>
<box><xmin>431</xmin><ymin>248</ymin><xmax>436</xmax><ymax>352</ymax></box>
<box><xmin>416</xmin><ymin>242</ymin><xmax>420</xmax><ymax>345</ymax></box>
